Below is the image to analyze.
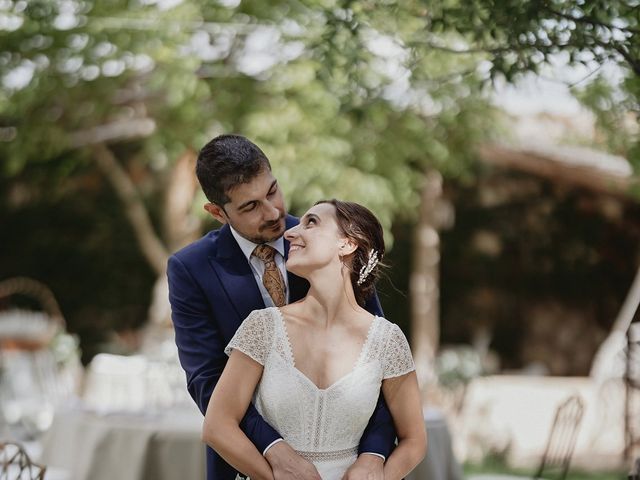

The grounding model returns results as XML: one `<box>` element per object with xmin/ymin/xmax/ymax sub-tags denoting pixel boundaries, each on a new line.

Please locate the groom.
<box><xmin>168</xmin><ymin>134</ymin><xmax>396</xmax><ymax>480</ymax></box>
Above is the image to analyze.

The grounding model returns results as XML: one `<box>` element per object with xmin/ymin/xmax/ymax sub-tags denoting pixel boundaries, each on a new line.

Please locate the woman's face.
<box><xmin>284</xmin><ymin>203</ymin><xmax>349</xmax><ymax>277</ymax></box>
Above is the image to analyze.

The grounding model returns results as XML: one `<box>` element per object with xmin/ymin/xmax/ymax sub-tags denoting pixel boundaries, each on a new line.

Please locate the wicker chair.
<box><xmin>0</xmin><ymin>441</ymin><xmax>46</xmax><ymax>480</ymax></box>
<box><xmin>0</xmin><ymin>276</ymin><xmax>66</xmax><ymax>352</ymax></box>
<box><xmin>0</xmin><ymin>277</ymin><xmax>78</xmax><ymax>441</ymax></box>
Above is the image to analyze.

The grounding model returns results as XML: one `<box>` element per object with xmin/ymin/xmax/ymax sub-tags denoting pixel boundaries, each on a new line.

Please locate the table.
<box><xmin>408</xmin><ymin>409</ymin><xmax>464</xmax><ymax>480</ymax></box>
<box><xmin>41</xmin><ymin>406</ymin><xmax>461</xmax><ymax>480</ymax></box>
<box><xmin>41</xmin><ymin>406</ymin><xmax>206</xmax><ymax>480</ymax></box>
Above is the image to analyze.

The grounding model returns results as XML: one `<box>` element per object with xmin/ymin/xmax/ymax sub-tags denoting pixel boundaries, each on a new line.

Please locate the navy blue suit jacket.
<box><xmin>168</xmin><ymin>215</ymin><xmax>396</xmax><ymax>480</ymax></box>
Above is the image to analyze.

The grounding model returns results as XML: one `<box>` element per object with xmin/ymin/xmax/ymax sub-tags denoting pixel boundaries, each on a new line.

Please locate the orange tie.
<box><xmin>252</xmin><ymin>245</ymin><xmax>286</xmax><ymax>307</ymax></box>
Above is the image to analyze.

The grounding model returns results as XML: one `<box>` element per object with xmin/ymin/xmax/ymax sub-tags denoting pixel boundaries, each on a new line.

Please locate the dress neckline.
<box><xmin>272</xmin><ymin>307</ymin><xmax>378</xmax><ymax>392</ymax></box>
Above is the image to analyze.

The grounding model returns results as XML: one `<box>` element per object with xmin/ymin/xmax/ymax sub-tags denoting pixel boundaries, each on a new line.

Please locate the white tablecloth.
<box><xmin>41</xmin><ymin>406</ymin><xmax>461</xmax><ymax>480</ymax></box>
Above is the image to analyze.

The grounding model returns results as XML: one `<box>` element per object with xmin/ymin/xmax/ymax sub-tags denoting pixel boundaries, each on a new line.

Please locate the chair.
<box><xmin>625</xmin><ymin>323</ymin><xmax>640</xmax><ymax>461</ymax></box>
<box><xmin>0</xmin><ymin>277</ymin><xmax>79</xmax><ymax>439</ymax></box>
<box><xmin>467</xmin><ymin>394</ymin><xmax>584</xmax><ymax>480</ymax></box>
<box><xmin>0</xmin><ymin>441</ymin><xmax>46</xmax><ymax>480</ymax></box>
<box><xmin>629</xmin><ymin>456</ymin><xmax>640</xmax><ymax>480</ymax></box>
<box><xmin>532</xmin><ymin>394</ymin><xmax>585</xmax><ymax>480</ymax></box>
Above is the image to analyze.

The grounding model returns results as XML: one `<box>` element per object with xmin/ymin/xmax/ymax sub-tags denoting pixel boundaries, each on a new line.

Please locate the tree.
<box><xmin>423</xmin><ymin>0</ymin><xmax>640</xmax><ymax>378</ymax></box>
<box><xmin>425</xmin><ymin>1</ymin><xmax>639</xmax><ymax>159</ymax></box>
<box><xmin>0</xmin><ymin>0</ymin><xmax>494</xmax><ymax>385</ymax></box>
<box><xmin>5</xmin><ymin>1</ymin><xmax>638</xmax><ymax>391</ymax></box>
<box><xmin>429</xmin><ymin>1</ymin><xmax>638</xmax><ymax>76</ymax></box>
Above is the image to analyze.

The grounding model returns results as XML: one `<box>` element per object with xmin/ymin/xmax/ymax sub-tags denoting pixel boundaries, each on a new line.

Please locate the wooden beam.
<box><xmin>478</xmin><ymin>143</ymin><xmax>635</xmax><ymax>198</ymax></box>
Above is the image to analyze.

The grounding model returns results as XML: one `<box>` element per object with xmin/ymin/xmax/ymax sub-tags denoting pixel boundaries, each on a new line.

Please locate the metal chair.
<box><xmin>466</xmin><ymin>395</ymin><xmax>585</xmax><ymax>480</ymax></box>
<box><xmin>625</xmin><ymin>323</ymin><xmax>640</xmax><ymax>462</ymax></box>
<box><xmin>0</xmin><ymin>441</ymin><xmax>46</xmax><ymax>480</ymax></box>
<box><xmin>628</xmin><ymin>456</ymin><xmax>640</xmax><ymax>480</ymax></box>
<box><xmin>533</xmin><ymin>394</ymin><xmax>585</xmax><ymax>480</ymax></box>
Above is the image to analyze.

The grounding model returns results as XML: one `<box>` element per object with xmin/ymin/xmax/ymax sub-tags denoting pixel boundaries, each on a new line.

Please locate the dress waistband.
<box><xmin>296</xmin><ymin>446</ymin><xmax>358</xmax><ymax>462</ymax></box>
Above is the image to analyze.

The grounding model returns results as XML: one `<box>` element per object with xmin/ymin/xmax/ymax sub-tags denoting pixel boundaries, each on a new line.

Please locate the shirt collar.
<box><xmin>229</xmin><ymin>225</ymin><xmax>286</xmax><ymax>261</ymax></box>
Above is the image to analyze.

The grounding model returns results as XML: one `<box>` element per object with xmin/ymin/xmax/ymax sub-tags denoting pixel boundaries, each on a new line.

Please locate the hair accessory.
<box><xmin>357</xmin><ymin>250</ymin><xmax>379</xmax><ymax>286</ymax></box>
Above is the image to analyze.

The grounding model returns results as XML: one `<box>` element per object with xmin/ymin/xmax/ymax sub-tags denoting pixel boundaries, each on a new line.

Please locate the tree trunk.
<box><xmin>147</xmin><ymin>149</ymin><xmax>202</xmax><ymax>328</ymax></box>
<box><xmin>92</xmin><ymin>144</ymin><xmax>202</xmax><ymax>338</ymax></box>
<box><xmin>92</xmin><ymin>143</ymin><xmax>169</xmax><ymax>276</ymax></box>
<box><xmin>162</xmin><ymin>149</ymin><xmax>201</xmax><ymax>252</ymax></box>
<box><xmin>590</xmin><ymin>264</ymin><xmax>640</xmax><ymax>379</ymax></box>
<box><xmin>410</xmin><ymin>170</ymin><xmax>443</xmax><ymax>399</ymax></box>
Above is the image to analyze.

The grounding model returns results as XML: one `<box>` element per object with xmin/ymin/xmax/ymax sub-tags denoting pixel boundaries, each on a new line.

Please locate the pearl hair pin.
<box><xmin>357</xmin><ymin>250</ymin><xmax>379</xmax><ymax>286</ymax></box>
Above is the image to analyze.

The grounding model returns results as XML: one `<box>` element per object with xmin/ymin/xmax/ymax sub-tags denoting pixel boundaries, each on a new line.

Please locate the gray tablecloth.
<box><xmin>41</xmin><ymin>406</ymin><xmax>461</xmax><ymax>480</ymax></box>
<box><xmin>408</xmin><ymin>410</ymin><xmax>464</xmax><ymax>480</ymax></box>
<box><xmin>41</xmin><ymin>406</ymin><xmax>206</xmax><ymax>480</ymax></box>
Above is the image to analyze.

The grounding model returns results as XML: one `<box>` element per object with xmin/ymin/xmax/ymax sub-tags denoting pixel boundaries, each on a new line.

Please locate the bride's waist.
<box><xmin>295</xmin><ymin>446</ymin><xmax>358</xmax><ymax>463</ymax></box>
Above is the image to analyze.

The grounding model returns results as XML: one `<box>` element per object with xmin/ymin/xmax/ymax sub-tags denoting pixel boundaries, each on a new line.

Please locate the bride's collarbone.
<box><xmin>284</xmin><ymin>319</ymin><xmax>372</xmax><ymax>353</ymax></box>
<box><xmin>279</xmin><ymin>308</ymin><xmax>374</xmax><ymax>333</ymax></box>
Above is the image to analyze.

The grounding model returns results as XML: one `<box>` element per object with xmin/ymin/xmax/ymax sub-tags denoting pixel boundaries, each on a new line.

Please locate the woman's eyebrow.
<box><xmin>302</xmin><ymin>213</ymin><xmax>321</xmax><ymax>223</ymax></box>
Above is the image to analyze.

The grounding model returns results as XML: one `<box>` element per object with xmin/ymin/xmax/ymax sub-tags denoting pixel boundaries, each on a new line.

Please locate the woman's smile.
<box><xmin>288</xmin><ymin>243</ymin><xmax>305</xmax><ymax>253</ymax></box>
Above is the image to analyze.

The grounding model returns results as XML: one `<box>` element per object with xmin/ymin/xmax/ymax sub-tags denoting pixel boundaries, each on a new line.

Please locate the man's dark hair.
<box><xmin>196</xmin><ymin>134</ymin><xmax>272</xmax><ymax>206</ymax></box>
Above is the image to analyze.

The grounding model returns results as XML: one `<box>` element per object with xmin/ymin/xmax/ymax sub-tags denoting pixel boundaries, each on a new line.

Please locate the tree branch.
<box><xmin>92</xmin><ymin>143</ymin><xmax>169</xmax><ymax>276</ymax></box>
<box><xmin>543</xmin><ymin>5</ymin><xmax>640</xmax><ymax>35</ymax></box>
<box><xmin>612</xmin><ymin>43</ymin><xmax>640</xmax><ymax>77</ymax></box>
<box><xmin>477</xmin><ymin>143</ymin><xmax>635</xmax><ymax>198</ymax></box>
<box><xmin>415</xmin><ymin>38</ymin><xmax>512</xmax><ymax>55</ymax></box>
<box><xmin>415</xmin><ymin>35</ymin><xmax>573</xmax><ymax>57</ymax></box>
<box><xmin>69</xmin><ymin>118</ymin><xmax>156</xmax><ymax>148</ymax></box>
<box><xmin>585</xmin><ymin>36</ymin><xmax>640</xmax><ymax>77</ymax></box>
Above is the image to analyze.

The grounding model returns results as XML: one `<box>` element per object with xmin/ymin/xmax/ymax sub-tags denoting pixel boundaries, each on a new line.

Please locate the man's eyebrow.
<box><xmin>236</xmin><ymin>180</ymin><xmax>278</xmax><ymax>211</ymax></box>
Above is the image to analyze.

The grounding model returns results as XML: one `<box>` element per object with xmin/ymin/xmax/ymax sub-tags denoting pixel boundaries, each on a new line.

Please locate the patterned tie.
<box><xmin>252</xmin><ymin>244</ymin><xmax>286</xmax><ymax>307</ymax></box>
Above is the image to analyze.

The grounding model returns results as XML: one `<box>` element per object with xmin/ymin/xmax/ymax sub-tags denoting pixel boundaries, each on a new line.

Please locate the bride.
<box><xmin>203</xmin><ymin>199</ymin><xmax>427</xmax><ymax>480</ymax></box>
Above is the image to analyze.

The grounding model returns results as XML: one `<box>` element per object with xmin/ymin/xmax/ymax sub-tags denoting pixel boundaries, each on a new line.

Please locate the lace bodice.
<box><xmin>224</xmin><ymin>307</ymin><xmax>415</xmax><ymax>478</ymax></box>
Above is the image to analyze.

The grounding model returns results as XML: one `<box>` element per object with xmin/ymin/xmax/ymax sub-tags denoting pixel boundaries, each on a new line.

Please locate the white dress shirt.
<box><xmin>229</xmin><ymin>227</ymin><xmax>290</xmax><ymax>310</ymax></box>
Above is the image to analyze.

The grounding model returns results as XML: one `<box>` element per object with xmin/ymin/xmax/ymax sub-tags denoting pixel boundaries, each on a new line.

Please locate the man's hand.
<box><xmin>264</xmin><ymin>441</ymin><xmax>322</xmax><ymax>480</ymax></box>
<box><xmin>341</xmin><ymin>454</ymin><xmax>384</xmax><ymax>480</ymax></box>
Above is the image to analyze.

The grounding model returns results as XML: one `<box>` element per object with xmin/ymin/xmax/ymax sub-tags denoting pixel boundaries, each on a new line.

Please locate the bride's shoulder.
<box><xmin>373</xmin><ymin>316</ymin><xmax>408</xmax><ymax>339</ymax></box>
<box><xmin>373</xmin><ymin>315</ymin><xmax>397</xmax><ymax>329</ymax></box>
<box><xmin>242</xmin><ymin>307</ymin><xmax>280</xmax><ymax>328</ymax></box>
<box><xmin>227</xmin><ymin>308</ymin><xmax>279</xmax><ymax>363</ymax></box>
<box><xmin>371</xmin><ymin>317</ymin><xmax>415</xmax><ymax>378</ymax></box>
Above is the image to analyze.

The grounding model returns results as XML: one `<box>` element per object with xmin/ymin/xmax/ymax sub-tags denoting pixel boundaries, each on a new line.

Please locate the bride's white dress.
<box><xmin>224</xmin><ymin>307</ymin><xmax>415</xmax><ymax>480</ymax></box>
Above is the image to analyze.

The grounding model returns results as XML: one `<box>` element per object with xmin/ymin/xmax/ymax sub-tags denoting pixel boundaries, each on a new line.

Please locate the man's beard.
<box><xmin>242</xmin><ymin>217</ymin><xmax>286</xmax><ymax>244</ymax></box>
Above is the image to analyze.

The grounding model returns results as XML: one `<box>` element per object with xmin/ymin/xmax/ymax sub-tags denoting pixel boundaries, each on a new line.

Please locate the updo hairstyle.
<box><xmin>315</xmin><ymin>199</ymin><xmax>386</xmax><ymax>306</ymax></box>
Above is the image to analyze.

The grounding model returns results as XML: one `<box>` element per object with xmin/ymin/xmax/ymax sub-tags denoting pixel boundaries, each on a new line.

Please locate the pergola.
<box><xmin>410</xmin><ymin>137</ymin><xmax>638</xmax><ymax>397</ymax></box>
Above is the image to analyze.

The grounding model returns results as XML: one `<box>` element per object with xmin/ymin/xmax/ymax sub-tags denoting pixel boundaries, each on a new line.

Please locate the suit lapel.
<box><xmin>209</xmin><ymin>225</ymin><xmax>265</xmax><ymax>321</ymax></box>
<box><xmin>209</xmin><ymin>216</ymin><xmax>310</xmax><ymax>318</ymax></box>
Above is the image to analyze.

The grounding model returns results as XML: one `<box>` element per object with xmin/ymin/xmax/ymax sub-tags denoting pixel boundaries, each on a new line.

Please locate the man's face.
<box><xmin>205</xmin><ymin>168</ymin><xmax>287</xmax><ymax>244</ymax></box>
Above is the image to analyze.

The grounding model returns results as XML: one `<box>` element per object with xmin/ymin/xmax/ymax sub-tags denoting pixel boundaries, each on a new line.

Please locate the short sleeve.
<box><xmin>382</xmin><ymin>323</ymin><xmax>416</xmax><ymax>379</ymax></box>
<box><xmin>224</xmin><ymin>309</ymin><xmax>274</xmax><ymax>365</ymax></box>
